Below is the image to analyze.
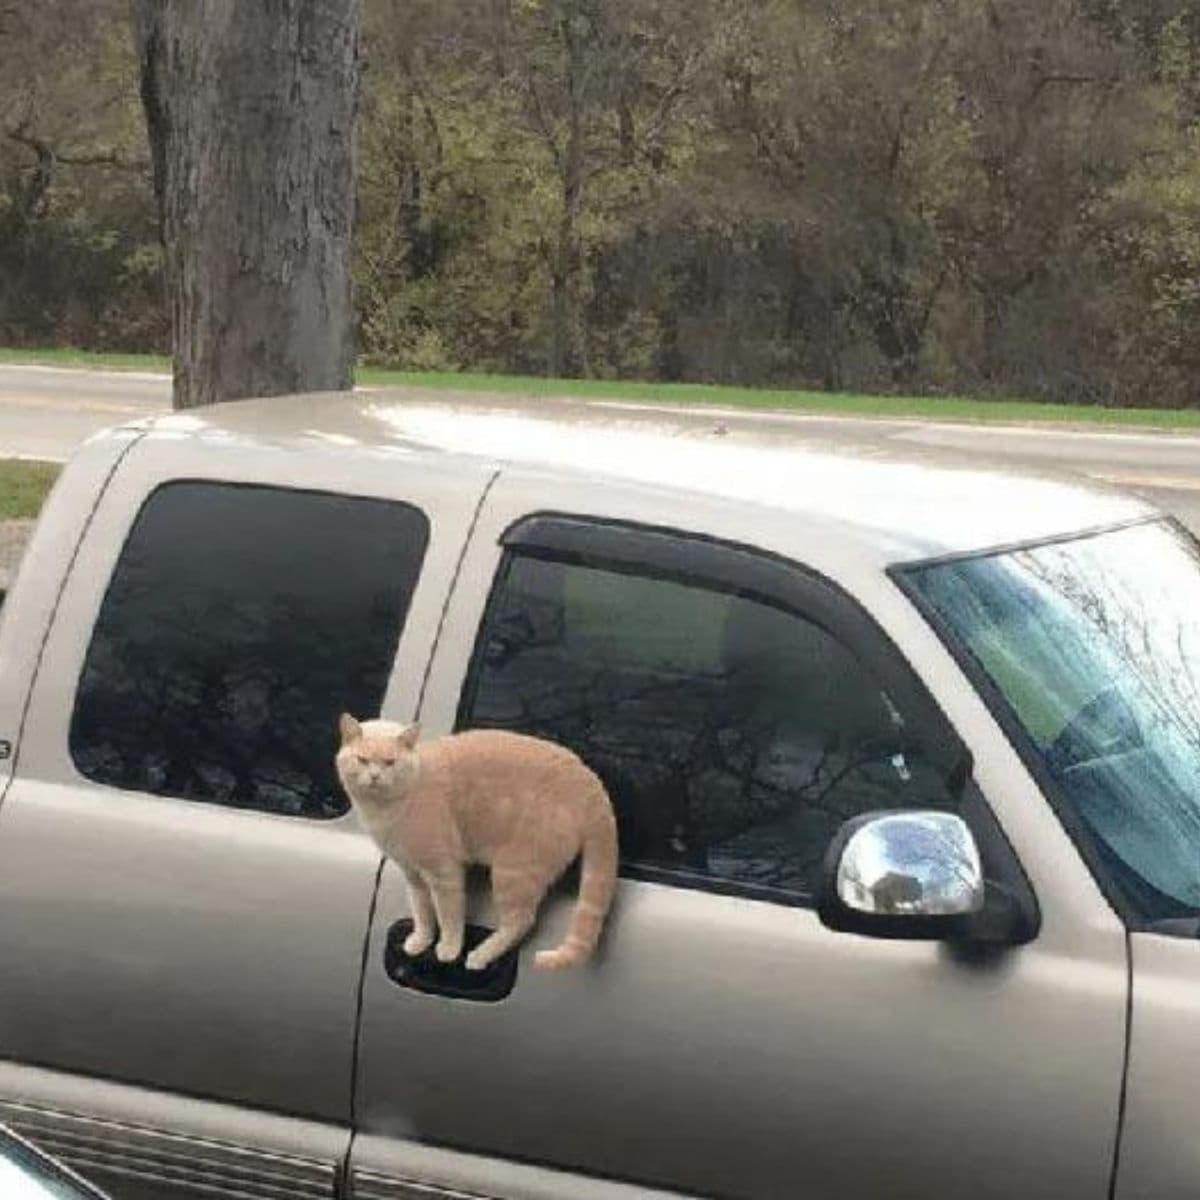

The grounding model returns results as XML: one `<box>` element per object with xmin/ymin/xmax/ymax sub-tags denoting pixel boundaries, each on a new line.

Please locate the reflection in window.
<box><xmin>461</xmin><ymin>553</ymin><xmax>955</xmax><ymax>900</ymax></box>
<box><xmin>70</xmin><ymin>482</ymin><xmax>428</xmax><ymax>818</ymax></box>
<box><xmin>907</xmin><ymin>521</ymin><xmax>1200</xmax><ymax>922</ymax></box>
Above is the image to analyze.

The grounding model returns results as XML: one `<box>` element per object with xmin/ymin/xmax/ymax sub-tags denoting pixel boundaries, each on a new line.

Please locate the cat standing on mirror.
<box><xmin>336</xmin><ymin>716</ymin><xmax>619</xmax><ymax>972</ymax></box>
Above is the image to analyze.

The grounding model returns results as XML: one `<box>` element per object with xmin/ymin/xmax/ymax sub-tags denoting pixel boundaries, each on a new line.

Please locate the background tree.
<box><xmin>134</xmin><ymin>0</ymin><xmax>360</xmax><ymax>408</ymax></box>
<box><xmin>8</xmin><ymin>0</ymin><xmax>1200</xmax><ymax>408</ymax></box>
<box><xmin>490</xmin><ymin>0</ymin><xmax>718</xmax><ymax>376</ymax></box>
<box><xmin>0</xmin><ymin>0</ymin><xmax>159</xmax><ymax>349</ymax></box>
<box><xmin>357</xmin><ymin>0</ymin><xmax>721</xmax><ymax>377</ymax></box>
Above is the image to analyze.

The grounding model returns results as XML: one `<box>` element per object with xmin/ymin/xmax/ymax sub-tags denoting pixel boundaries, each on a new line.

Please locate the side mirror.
<box><xmin>817</xmin><ymin>810</ymin><xmax>1027</xmax><ymax>944</ymax></box>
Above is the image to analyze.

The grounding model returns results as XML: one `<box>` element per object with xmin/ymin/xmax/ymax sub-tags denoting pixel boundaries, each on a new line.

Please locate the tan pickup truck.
<box><xmin>0</xmin><ymin>390</ymin><xmax>1196</xmax><ymax>1200</ymax></box>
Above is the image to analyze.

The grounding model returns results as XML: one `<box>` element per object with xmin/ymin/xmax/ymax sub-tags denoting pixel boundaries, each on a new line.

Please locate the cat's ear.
<box><xmin>338</xmin><ymin>713</ymin><xmax>363</xmax><ymax>745</ymax></box>
<box><xmin>397</xmin><ymin>723</ymin><xmax>421</xmax><ymax>751</ymax></box>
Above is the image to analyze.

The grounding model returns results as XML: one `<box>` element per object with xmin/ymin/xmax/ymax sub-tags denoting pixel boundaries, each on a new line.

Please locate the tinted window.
<box><xmin>460</xmin><ymin>551</ymin><xmax>955</xmax><ymax>900</ymax></box>
<box><xmin>71</xmin><ymin>482</ymin><xmax>428</xmax><ymax>818</ymax></box>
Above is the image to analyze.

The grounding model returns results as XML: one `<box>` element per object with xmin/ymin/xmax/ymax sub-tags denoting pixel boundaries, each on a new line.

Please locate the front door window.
<box><xmin>460</xmin><ymin>547</ymin><xmax>957</xmax><ymax>902</ymax></box>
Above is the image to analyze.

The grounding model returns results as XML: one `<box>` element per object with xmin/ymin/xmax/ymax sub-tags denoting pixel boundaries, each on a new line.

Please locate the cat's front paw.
<box><xmin>403</xmin><ymin>928</ymin><xmax>435</xmax><ymax>957</ymax></box>
<box><xmin>435</xmin><ymin>937</ymin><xmax>463</xmax><ymax>964</ymax></box>
<box><xmin>464</xmin><ymin>947</ymin><xmax>492</xmax><ymax>971</ymax></box>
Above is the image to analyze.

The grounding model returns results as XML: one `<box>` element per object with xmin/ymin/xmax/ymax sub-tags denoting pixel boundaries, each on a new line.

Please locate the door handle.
<box><xmin>384</xmin><ymin>919</ymin><xmax>518</xmax><ymax>1002</ymax></box>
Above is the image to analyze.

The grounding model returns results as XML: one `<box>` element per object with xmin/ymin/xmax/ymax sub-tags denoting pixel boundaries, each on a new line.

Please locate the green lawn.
<box><xmin>4</xmin><ymin>346</ymin><xmax>1200</xmax><ymax>431</ymax></box>
<box><xmin>0</xmin><ymin>459</ymin><xmax>61</xmax><ymax>520</ymax></box>
<box><xmin>0</xmin><ymin>347</ymin><xmax>173</xmax><ymax>373</ymax></box>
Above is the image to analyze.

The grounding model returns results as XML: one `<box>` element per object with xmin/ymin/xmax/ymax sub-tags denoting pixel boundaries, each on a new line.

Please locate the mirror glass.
<box><xmin>837</xmin><ymin>811</ymin><xmax>984</xmax><ymax>916</ymax></box>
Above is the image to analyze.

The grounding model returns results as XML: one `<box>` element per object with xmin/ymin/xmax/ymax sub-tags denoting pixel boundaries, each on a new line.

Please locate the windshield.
<box><xmin>903</xmin><ymin>520</ymin><xmax>1200</xmax><ymax>926</ymax></box>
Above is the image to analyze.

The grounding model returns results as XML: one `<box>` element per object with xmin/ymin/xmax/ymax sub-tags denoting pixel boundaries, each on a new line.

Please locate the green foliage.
<box><xmin>8</xmin><ymin>0</ymin><xmax>1200</xmax><ymax>405</ymax></box>
<box><xmin>0</xmin><ymin>0</ymin><xmax>167</xmax><ymax>352</ymax></box>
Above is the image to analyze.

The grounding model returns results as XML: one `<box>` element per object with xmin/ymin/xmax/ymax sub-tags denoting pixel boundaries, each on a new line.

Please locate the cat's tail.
<box><xmin>535</xmin><ymin>795</ymin><xmax>619</xmax><ymax>970</ymax></box>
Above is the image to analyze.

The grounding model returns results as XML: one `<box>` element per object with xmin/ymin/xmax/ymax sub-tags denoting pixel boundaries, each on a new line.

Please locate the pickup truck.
<box><xmin>0</xmin><ymin>389</ymin><xmax>1196</xmax><ymax>1200</ymax></box>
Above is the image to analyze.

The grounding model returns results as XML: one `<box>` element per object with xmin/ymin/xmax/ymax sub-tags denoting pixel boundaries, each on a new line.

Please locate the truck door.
<box><xmin>348</xmin><ymin>473</ymin><xmax>1129</xmax><ymax>1200</ymax></box>
<box><xmin>0</xmin><ymin>431</ymin><xmax>493</xmax><ymax>1200</ymax></box>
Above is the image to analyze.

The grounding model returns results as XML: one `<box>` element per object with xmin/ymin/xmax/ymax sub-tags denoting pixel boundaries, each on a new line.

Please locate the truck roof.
<box><xmin>138</xmin><ymin>387</ymin><xmax>1153</xmax><ymax>565</ymax></box>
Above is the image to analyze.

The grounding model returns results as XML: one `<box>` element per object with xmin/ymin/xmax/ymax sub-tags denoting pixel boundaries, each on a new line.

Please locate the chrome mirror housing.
<box><xmin>818</xmin><ymin>811</ymin><xmax>997</xmax><ymax>941</ymax></box>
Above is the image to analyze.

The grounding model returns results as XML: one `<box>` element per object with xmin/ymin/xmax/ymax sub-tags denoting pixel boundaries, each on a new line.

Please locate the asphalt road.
<box><xmin>2</xmin><ymin>362</ymin><xmax>1199</xmax><ymax>533</ymax></box>
<box><xmin>0</xmin><ymin>364</ymin><xmax>168</xmax><ymax>461</ymax></box>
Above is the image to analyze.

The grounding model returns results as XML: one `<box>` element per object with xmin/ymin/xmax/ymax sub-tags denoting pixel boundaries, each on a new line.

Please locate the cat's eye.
<box><xmin>380</xmin><ymin>758</ymin><xmax>396</xmax><ymax>767</ymax></box>
<box><xmin>356</xmin><ymin>755</ymin><xmax>369</xmax><ymax>766</ymax></box>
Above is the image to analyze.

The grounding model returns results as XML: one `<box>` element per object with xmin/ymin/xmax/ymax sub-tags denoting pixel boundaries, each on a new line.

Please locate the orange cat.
<box><xmin>336</xmin><ymin>716</ymin><xmax>619</xmax><ymax>971</ymax></box>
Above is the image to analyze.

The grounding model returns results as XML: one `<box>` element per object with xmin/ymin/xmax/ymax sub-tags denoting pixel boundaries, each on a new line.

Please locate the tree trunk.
<box><xmin>549</xmin><ymin>198</ymin><xmax>585</xmax><ymax>378</ymax></box>
<box><xmin>135</xmin><ymin>0</ymin><xmax>360</xmax><ymax>409</ymax></box>
<box><xmin>980</xmin><ymin>290</ymin><xmax>1007</xmax><ymax>386</ymax></box>
<box><xmin>547</xmin><ymin>7</ymin><xmax>587</xmax><ymax>379</ymax></box>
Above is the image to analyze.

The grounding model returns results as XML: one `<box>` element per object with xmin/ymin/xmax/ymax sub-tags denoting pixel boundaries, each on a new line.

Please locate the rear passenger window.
<box><xmin>70</xmin><ymin>482</ymin><xmax>428</xmax><ymax>818</ymax></box>
<box><xmin>459</xmin><ymin>552</ymin><xmax>955</xmax><ymax>901</ymax></box>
